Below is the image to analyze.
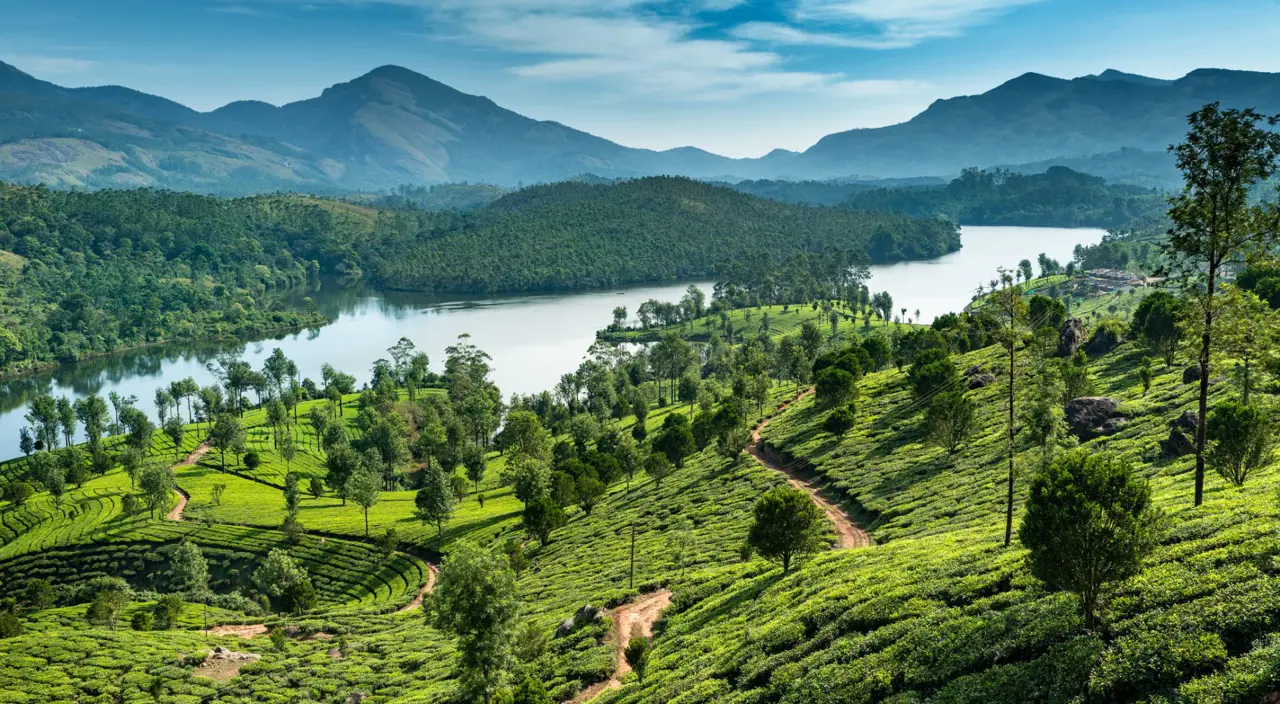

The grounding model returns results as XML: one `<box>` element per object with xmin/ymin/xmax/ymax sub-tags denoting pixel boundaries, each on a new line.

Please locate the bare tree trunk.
<box><xmin>1004</xmin><ymin>337</ymin><xmax>1016</xmax><ymax>547</ymax></box>
<box><xmin>1194</xmin><ymin>263</ymin><xmax>1215</xmax><ymax>508</ymax></box>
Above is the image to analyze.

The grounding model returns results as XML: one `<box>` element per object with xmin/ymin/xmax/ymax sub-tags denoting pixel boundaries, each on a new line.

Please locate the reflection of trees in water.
<box><xmin>0</xmin><ymin>339</ymin><xmax>245</xmax><ymax>414</ymax></box>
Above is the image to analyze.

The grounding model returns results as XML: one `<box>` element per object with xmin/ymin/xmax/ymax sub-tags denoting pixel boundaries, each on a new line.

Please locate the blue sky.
<box><xmin>3</xmin><ymin>0</ymin><xmax>1278</xmax><ymax>157</ymax></box>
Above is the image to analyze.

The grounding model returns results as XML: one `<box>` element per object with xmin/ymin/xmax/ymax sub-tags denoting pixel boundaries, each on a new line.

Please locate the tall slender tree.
<box><xmin>1163</xmin><ymin>103</ymin><xmax>1280</xmax><ymax>506</ymax></box>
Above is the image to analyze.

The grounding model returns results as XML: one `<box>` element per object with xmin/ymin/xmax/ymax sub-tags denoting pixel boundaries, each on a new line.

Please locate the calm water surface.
<box><xmin>0</xmin><ymin>225</ymin><xmax>1102</xmax><ymax>459</ymax></box>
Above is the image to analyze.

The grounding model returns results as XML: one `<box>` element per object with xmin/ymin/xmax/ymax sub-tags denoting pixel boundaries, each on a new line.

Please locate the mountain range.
<box><xmin>2</xmin><ymin>61</ymin><xmax>1278</xmax><ymax>194</ymax></box>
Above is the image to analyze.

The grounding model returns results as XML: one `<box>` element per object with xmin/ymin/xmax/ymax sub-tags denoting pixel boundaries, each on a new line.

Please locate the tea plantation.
<box><xmin>2</xmin><ymin>289</ymin><xmax>1280</xmax><ymax>704</ymax></box>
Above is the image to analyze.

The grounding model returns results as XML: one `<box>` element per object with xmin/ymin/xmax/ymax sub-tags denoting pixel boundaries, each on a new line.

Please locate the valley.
<box><xmin>0</xmin><ymin>15</ymin><xmax>1279</xmax><ymax>704</ymax></box>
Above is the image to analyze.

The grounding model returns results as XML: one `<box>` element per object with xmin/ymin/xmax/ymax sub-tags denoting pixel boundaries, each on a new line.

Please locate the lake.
<box><xmin>0</xmin><ymin>225</ymin><xmax>1103</xmax><ymax>459</ymax></box>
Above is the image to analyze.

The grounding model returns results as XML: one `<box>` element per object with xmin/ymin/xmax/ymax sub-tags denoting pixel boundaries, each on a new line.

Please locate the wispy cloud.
<box><xmin>244</xmin><ymin>0</ymin><xmax>987</xmax><ymax>101</ymax></box>
<box><xmin>1</xmin><ymin>54</ymin><xmax>96</xmax><ymax>75</ymax></box>
<box><xmin>748</xmin><ymin>0</ymin><xmax>1046</xmax><ymax>48</ymax></box>
<box><xmin>210</xmin><ymin>4</ymin><xmax>283</xmax><ymax>18</ymax></box>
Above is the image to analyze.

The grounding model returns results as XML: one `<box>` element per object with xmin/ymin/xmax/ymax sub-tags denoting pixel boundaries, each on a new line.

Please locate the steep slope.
<box><xmin>607</xmin><ymin>337</ymin><xmax>1280</xmax><ymax>704</ymax></box>
<box><xmin>0</xmin><ymin>63</ymin><xmax>336</xmax><ymax>193</ymax></box>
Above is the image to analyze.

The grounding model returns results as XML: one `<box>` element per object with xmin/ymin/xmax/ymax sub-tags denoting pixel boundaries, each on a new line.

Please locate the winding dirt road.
<box><xmin>569</xmin><ymin>590</ymin><xmax>673</xmax><ymax>703</ymax></box>
<box><xmin>748</xmin><ymin>389</ymin><xmax>871</xmax><ymax>550</ymax></box>
<box><xmin>395</xmin><ymin>564</ymin><xmax>440</xmax><ymax>615</ymax></box>
<box><xmin>166</xmin><ymin>443</ymin><xmax>209</xmax><ymax>522</ymax></box>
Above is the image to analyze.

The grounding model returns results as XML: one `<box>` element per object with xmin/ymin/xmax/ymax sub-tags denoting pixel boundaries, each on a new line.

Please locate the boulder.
<box><xmin>968</xmin><ymin>373</ymin><xmax>997</xmax><ymax>390</ymax></box>
<box><xmin>1085</xmin><ymin>327</ymin><xmax>1123</xmax><ymax>356</ymax></box>
<box><xmin>1098</xmin><ymin>418</ymin><xmax>1127</xmax><ymax>436</ymax></box>
<box><xmin>555</xmin><ymin>605</ymin><xmax>605</xmax><ymax>638</ymax></box>
<box><xmin>964</xmin><ymin>365</ymin><xmax>989</xmax><ymax>378</ymax></box>
<box><xmin>1063</xmin><ymin>397</ymin><xmax>1123</xmax><ymax>440</ymax></box>
<box><xmin>1056</xmin><ymin>318</ymin><xmax>1087</xmax><ymax>357</ymax></box>
<box><xmin>1173</xmin><ymin>410</ymin><xmax>1199</xmax><ymax>434</ymax></box>
<box><xmin>1164</xmin><ymin>429</ymin><xmax>1196</xmax><ymax>457</ymax></box>
<box><xmin>1183</xmin><ymin>365</ymin><xmax>1202</xmax><ymax>384</ymax></box>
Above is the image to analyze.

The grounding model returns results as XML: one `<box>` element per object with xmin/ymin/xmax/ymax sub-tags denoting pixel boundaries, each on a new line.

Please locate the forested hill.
<box><xmin>0</xmin><ymin>177</ymin><xmax>955</xmax><ymax>373</ymax></box>
<box><xmin>843</xmin><ymin>166</ymin><xmax>1168</xmax><ymax>227</ymax></box>
<box><xmin>0</xmin><ymin>184</ymin><xmax>329</xmax><ymax>376</ymax></box>
<box><xmin>351</xmin><ymin>177</ymin><xmax>960</xmax><ymax>293</ymax></box>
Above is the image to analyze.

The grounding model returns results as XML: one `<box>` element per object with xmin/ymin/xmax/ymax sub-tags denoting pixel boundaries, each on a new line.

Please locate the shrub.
<box><xmin>131</xmin><ymin>611</ymin><xmax>153</xmax><ymax>631</ymax></box>
<box><xmin>243</xmin><ymin>452</ymin><xmax>261</xmax><ymax>470</ymax></box>
<box><xmin>823</xmin><ymin>406</ymin><xmax>857</xmax><ymax>435</ymax></box>
<box><xmin>1207</xmin><ymin>401</ymin><xmax>1275</xmax><ymax>487</ymax></box>
<box><xmin>1019</xmin><ymin>450</ymin><xmax>1161</xmax><ymax>628</ymax></box>
<box><xmin>0</xmin><ymin>613</ymin><xmax>20</xmax><ymax>639</ymax></box>
<box><xmin>815</xmin><ymin>368</ymin><xmax>857</xmax><ymax>409</ymax></box>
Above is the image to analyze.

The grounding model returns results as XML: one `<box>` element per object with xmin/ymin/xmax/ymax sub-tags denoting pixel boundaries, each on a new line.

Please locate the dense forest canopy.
<box><xmin>0</xmin><ymin>176</ymin><xmax>958</xmax><ymax>376</ymax></box>
<box><xmin>844</xmin><ymin>166</ymin><xmax>1168</xmax><ymax>227</ymax></box>
<box><xmin>360</xmin><ymin>177</ymin><xmax>959</xmax><ymax>293</ymax></box>
<box><xmin>0</xmin><ymin>184</ymin><xmax>328</xmax><ymax>376</ymax></box>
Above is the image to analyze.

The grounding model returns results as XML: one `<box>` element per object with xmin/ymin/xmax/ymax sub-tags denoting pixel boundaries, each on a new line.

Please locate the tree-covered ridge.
<box><xmin>844</xmin><ymin>166</ymin><xmax>1168</xmax><ymax>227</ymax></box>
<box><xmin>363</xmin><ymin>177</ymin><xmax>960</xmax><ymax>293</ymax></box>
<box><xmin>0</xmin><ymin>184</ymin><xmax>330</xmax><ymax>376</ymax></box>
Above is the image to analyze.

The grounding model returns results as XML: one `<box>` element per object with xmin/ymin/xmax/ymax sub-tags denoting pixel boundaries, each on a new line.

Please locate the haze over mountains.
<box><xmin>1</xmin><ymin>60</ymin><xmax>1277</xmax><ymax>194</ymax></box>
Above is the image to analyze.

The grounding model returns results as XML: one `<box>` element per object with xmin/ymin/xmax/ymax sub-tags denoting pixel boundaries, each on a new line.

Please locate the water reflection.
<box><xmin>0</xmin><ymin>225</ymin><xmax>1103</xmax><ymax>459</ymax></box>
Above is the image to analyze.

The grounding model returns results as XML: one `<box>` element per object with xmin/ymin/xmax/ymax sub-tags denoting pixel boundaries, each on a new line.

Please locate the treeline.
<box><xmin>351</xmin><ymin>182</ymin><xmax>509</xmax><ymax>211</ymax></box>
<box><xmin>844</xmin><ymin>166</ymin><xmax>1168</xmax><ymax>228</ymax></box>
<box><xmin>0</xmin><ymin>185</ymin><xmax>329</xmax><ymax>376</ymax></box>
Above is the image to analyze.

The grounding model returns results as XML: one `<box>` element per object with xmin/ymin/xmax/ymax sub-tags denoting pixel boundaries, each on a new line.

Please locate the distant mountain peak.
<box><xmin>1083</xmin><ymin>69</ymin><xmax>1174</xmax><ymax>86</ymax></box>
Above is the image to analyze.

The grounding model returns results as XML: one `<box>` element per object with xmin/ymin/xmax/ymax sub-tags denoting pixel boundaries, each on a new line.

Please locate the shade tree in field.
<box><xmin>252</xmin><ymin>548</ymin><xmax>317</xmax><ymax>614</ymax></box>
<box><xmin>139</xmin><ymin>465</ymin><xmax>173</xmax><ymax>518</ymax></box>
<box><xmin>1164</xmin><ymin>103</ymin><xmax>1280</xmax><ymax>507</ymax></box>
<box><xmin>747</xmin><ymin>486</ymin><xmax>825</xmax><ymax>574</ymax></box>
<box><xmin>1130</xmin><ymin>291</ymin><xmax>1183</xmax><ymax>366</ymax></box>
<box><xmin>207</xmin><ymin>414</ymin><xmax>246</xmax><ymax>471</ymax></box>
<box><xmin>1206</xmin><ymin>400</ymin><xmax>1275</xmax><ymax>487</ymax></box>
<box><xmin>428</xmin><ymin>541</ymin><xmax>520</xmax><ymax>704</ymax></box>
<box><xmin>926</xmin><ymin>390</ymin><xmax>976</xmax><ymax>456</ymax></box>
<box><xmin>416</xmin><ymin>462</ymin><xmax>457</xmax><ymax>546</ymax></box>
<box><xmin>345</xmin><ymin>466</ymin><xmax>382</xmax><ymax>538</ymax></box>
<box><xmin>523</xmin><ymin>496</ymin><xmax>567</xmax><ymax>546</ymax></box>
<box><xmin>1019</xmin><ymin>450</ymin><xmax>1161</xmax><ymax>628</ymax></box>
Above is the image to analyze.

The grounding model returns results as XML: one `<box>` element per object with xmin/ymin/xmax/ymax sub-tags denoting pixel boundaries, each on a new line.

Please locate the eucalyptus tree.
<box><xmin>1164</xmin><ymin>103</ymin><xmax>1280</xmax><ymax>506</ymax></box>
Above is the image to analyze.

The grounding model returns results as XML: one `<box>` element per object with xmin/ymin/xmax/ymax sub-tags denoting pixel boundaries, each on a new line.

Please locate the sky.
<box><xmin>3</xmin><ymin>0</ymin><xmax>1279</xmax><ymax>157</ymax></box>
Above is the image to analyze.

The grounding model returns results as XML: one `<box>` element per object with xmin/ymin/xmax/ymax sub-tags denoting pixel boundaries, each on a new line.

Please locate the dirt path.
<box><xmin>176</xmin><ymin>442</ymin><xmax>211</xmax><ymax>467</ymax></box>
<box><xmin>166</xmin><ymin>487</ymin><xmax>190</xmax><ymax>521</ymax></box>
<box><xmin>395</xmin><ymin>563</ymin><xmax>439</xmax><ymax>615</ymax></box>
<box><xmin>207</xmin><ymin>623</ymin><xmax>269</xmax><ymax>638</ymax></box>
<box><xmin>748</xmin><ymin>389</ymin><xmax>871</xmax><ymax>550</ymax></box>
<box><xmin>166</xmin><ymin>443</ymin><xmax>208</xmax><ymax>521</ymax></box>
<box><xmin>569</xmin><ymin>590</ymin><xmax>673</xmax><ymax>703</ymax></box>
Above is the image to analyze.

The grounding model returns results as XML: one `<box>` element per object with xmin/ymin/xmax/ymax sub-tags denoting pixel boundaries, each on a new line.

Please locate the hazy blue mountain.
<box><xmin>796</xmin><ymin>68</ymin><xmax>1280</xmax><ymax>178</ymax></box>
<box><xmin>1</xmin><ymin>61</ymin><xmax>1277</xmax><ymax>192</ymax></box>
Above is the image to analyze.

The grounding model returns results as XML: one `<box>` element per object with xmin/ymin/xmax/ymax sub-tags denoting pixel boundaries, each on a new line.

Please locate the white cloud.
<box><xmin>785</xmin><ymin>0</ymin><xmax>1046</xmax><ymax>45</ymax></box>
<box><xmin>247</xmin><ymin>0</ymin><xmax>958</xmax><ymax>102</ymax></box>
<box><xmin>731</xmin><ymin>22</ymin><xmax>918</xmax><ymax>49</ymax></box>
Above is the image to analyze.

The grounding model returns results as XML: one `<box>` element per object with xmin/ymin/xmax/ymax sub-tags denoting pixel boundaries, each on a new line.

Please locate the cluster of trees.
<box><xmin>0</xmin><ymin>184</ymin><xmax>328</xmax><ymax>376</ymax></box>
<box><xmin>844</xmin><ymin>166</ymin><xmax>1168</xmax><ymax>228</ymax></box>
<box><xmin>15</xmin><ymin>388</ymin><xmax>173</xmax><ymax>518</ymax></box>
